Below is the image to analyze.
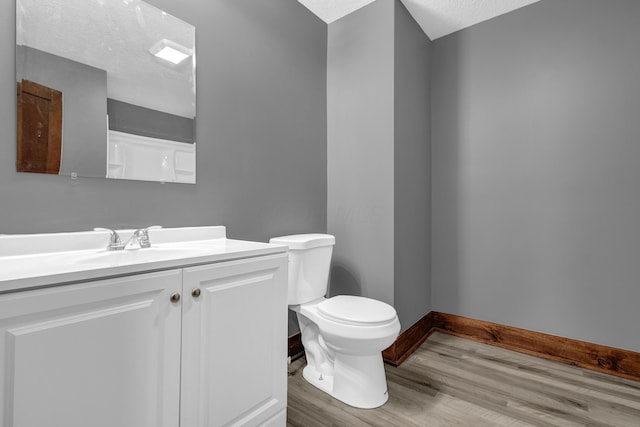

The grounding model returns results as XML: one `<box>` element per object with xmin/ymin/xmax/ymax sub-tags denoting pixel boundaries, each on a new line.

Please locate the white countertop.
<box><xmin>0</xmin><ymin>226</ymin><xmax>287</xmax><ymax>293</ymax></box>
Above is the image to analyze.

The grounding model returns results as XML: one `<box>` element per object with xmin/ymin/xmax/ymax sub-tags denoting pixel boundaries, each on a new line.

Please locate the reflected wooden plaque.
<box><xmin>17</xmin><ymin>79</ymin><xmax>62</xmax><ymax>174</ymax></box>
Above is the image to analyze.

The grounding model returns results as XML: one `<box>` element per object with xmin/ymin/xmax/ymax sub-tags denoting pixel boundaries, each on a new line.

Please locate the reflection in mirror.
<box><xmin>16</xmin><ymin>0</ymin><xmax>196</xmax><ymax>183</ymax></box>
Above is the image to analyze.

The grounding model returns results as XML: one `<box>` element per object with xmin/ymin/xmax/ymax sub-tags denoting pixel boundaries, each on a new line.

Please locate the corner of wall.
<box><xmin>392</xmin><ymin>0</ymin><xmax>433</xmax><ymax>332</ymax></box>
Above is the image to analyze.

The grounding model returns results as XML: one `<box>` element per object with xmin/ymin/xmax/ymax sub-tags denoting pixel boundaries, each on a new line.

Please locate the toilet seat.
<box><xmin>294</xmin><ymin>297</ymin><xmax>400</xmax><ymax>344</ymax></box>
<box><xmin>317</xmin><ymin>296</ymin><xmax>397</xmax><ymax>326</ymax></box>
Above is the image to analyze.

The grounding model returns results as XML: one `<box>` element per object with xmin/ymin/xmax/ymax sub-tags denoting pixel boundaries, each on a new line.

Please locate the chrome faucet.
<box><xmin>95</xmin><ymin>226</ymin><xmax>162</xmax><ymax>251</ymax></box>
<box><xmin>94</xmin><ymin>228</ymin><xmax>124</xmax><ymax>251</ymax></box>
<box><xmin>124</xmin><ymin>225</ymin><xmax>162</xmax><ymax>249</ymax></box>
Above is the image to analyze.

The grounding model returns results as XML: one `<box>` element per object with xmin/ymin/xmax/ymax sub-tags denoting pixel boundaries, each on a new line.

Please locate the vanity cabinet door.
<box><xmin>0</xmin><ymin>270</ymin><xmax>182</xmax><ymax>427</ymax></box>
<box><xmin>181</xmin><ymin>254</ymin><xmax>288</xmax><ymax>427</ymax></box>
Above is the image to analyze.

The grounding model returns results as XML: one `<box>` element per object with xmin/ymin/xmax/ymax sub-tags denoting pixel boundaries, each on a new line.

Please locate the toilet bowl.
<box><xmin>269</xmin><ymin>234</ymin><xmax>400</xmax><ymax>409</ymax></box>
<box><xmin>292</xmin><ymin>296</ymin><xmax>400</xmax><ymax>408</ymax></box>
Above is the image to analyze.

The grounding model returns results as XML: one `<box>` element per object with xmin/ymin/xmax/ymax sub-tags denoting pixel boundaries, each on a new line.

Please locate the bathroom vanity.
<box><xmin>0</xmin><ymin>226</ymin><xmax>288</xmax><ymax>427</ymax></box>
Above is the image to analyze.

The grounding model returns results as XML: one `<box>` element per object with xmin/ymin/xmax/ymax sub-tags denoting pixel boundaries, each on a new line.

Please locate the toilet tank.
<box><xmin>269</xmin><ymin>234</ymin><xmax>335</xmax><ymax>305</ymax></box>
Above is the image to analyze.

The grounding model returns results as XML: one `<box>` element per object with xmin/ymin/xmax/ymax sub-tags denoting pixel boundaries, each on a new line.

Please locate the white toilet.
<box><xmin>269</xmin><ymin>233</ymin><xmax>400</xmax><ymax>409</ymax></box>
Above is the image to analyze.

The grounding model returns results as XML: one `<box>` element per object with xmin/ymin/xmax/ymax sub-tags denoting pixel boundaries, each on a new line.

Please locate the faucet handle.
<box><xmin>133</xmin><ymin>225</ymin><xmax>162</xmax><ymax>248</ymax></box>
<box><xmin>94</xmin><ymin>228</ymin><xmax>124</xmax><ymax>251</ymax></box>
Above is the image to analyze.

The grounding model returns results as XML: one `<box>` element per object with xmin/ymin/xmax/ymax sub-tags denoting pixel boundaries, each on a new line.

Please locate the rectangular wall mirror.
<box><xmin>16</xmin><ymin>0</ymin><xmax>196</xmax><ymax>184</ymax></box>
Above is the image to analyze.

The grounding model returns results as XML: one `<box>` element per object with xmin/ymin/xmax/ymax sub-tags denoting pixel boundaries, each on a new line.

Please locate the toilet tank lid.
<box><xmin>269</xmin><ymin>233</ymin><xmax>335</xmax><ymax>250</ymax></box>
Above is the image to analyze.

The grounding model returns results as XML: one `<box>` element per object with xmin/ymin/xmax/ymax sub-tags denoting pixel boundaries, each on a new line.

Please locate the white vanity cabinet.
<box><xmin>181</xmin><ymin>254</ymin><xmax>288</xmax><ymax>427</ymax></box>
<box><xmin>0</xmin><ymin>250</ymin><xmax>288</xmax><ymax>427</ymax></box>
<box><xmin>0</xmin><ymin>270</ymin><xmax>183</xmax><ymax>427</ymax></box>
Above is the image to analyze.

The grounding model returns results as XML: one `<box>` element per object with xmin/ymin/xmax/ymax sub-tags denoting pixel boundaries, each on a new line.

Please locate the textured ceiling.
<box><xmin>297</xmin><ymin>0</ymin><xmax>378</xmax><ymax>23</ymax></box>
<box><xmin>17</xmin><ymin>0</ymin><xmax>195</xmax><ymax>118</ymax></box>
<box><xmin>401</xmin><ymin>0</ymin><xmax>541</xmax><ymax>39</ymax></box>
<box><xmin>298</xmin><ymin>0</ymin><xmax>541</xmax><ymax>39</ymax></box>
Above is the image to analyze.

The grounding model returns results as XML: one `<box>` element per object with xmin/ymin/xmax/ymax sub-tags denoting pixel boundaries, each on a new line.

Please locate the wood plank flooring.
<box><xmin>287</xmin><ymin>331</ymin><xmax>640</xmax><ymax>426</ymax></box>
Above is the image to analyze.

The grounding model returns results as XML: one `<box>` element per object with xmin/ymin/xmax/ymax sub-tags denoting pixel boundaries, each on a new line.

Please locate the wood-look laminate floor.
<box><xmin>287</xmin><ymin>331</ymin><xmax>640</xmax><ymax>426</ymax></box>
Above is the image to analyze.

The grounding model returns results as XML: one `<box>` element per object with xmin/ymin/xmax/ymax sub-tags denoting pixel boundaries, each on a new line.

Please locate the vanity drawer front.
<box><xmin>0</xmin><ymin>270</ymin><xmax>182</xmax><ymax>427</ymax></box>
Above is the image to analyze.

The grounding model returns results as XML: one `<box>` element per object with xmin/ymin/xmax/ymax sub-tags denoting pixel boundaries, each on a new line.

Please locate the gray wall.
<box><xmin>394</xmin><ymin>1</ymin><xmax>432</xmax><ymax>331</ymax></box>
<box><xmin>16</xmin><ymin>46</ymin><xmax>108</xmax><ymax>178</ymax></box>
<box><xmin>1</xmin><ymin>0</ymin><xmax>327</xmax><ymax>243</ymax></box>
<box><xmin>327</xmin><ymin>0</ymin><xmax>395</xmax><ymax>305</ymax></box>
<box><xmin>107</xmin><ymin>99</ymin><xmax>195</xmax><ymax>143</ymax></box>
<box><xmin>432</xmin><ymin>0</ymin><xmax>640</xmax><ymax>352</ymax></box>
<box><xmin>326</xmin><ymin>0</ymin><xmax>431</xmax><ymax>333</ymax></box>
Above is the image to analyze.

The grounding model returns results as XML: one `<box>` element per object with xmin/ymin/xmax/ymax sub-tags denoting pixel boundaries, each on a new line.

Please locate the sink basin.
<box><xmin>69</xmin><ymin>246</ymin><xmax>211</xmax><ymax>266</ymax></box>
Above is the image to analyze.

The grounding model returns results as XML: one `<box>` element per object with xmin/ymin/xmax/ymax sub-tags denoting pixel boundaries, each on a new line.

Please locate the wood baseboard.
<box><xmin>288</xmin><ymin>311</ymin><xmax>640</xmax><ymax>383</ymax></box>
<box><xmin>288</xmin><ymin>332</ymin><xmax>304</xmax><ymax>361</ymax></box>
<box><xmin>432</xmin><ymin>312</ymin><xmax>640</xmax><ymax>383</ymax></box>
<box><xmin>382</xmin><ymin>312</ymin><xmax>436</xmax><ymax>366</ymax></box>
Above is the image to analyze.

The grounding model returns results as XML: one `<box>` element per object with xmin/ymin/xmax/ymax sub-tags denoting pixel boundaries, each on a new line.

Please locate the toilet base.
<box><xmin>302</xmin><ymin>353</ymin><xmax>389</xmax><ymax>409</ymax></box>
